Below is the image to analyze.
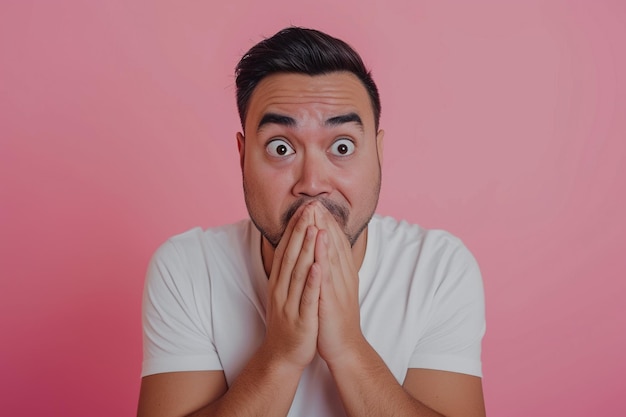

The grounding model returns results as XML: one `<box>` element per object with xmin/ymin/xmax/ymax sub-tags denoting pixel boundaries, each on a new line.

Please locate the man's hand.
<box><xmin>262</xmin><ymin>203</ymin><xmax>322</xmax><ymax>371</ymax></box>
<box><xmin>310</xmin><ymin>202</ymin><xmax>365</xmax><ymax>367</ymax></box>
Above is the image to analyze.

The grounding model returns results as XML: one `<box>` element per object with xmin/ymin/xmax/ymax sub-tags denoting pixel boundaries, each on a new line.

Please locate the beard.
<box><xmin>278</xmin><ymin>197</ymin><xmax>352</xmax><ymax>246</ymax></box>
<box><xmin>251</xmin><ymin>197</ymin><xmax>355</xmax><ymax>249</ymax></box>
<box><xmin>244</xmin><ymin>190</ymin><xmax>379</xmax><ymax>250</ymax></box>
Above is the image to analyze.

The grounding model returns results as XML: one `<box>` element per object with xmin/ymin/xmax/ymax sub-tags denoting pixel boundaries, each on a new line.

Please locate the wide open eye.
<box><xmin>266</xmin><ymin>139</ymin><xmax>295</xmax><ymax>157</ymax></box>
<box><xmin>329</xmin><ymin>138</ymin><xmax>355</xmax><ymax>156</ymax></box>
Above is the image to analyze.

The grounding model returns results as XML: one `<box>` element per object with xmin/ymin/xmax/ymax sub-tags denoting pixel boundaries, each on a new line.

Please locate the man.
<box><xmin>138</xmin><ymin>27</ymin><xmax>486</xmax><ymax>417</ymax></box>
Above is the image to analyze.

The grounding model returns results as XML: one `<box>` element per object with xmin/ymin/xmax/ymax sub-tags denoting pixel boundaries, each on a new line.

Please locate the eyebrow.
<box><xmin>325</xmin><ymin>112</ymin><xmax>363</xmax><ymax>129</ymax></box>
<box><xmin>257</xmin><ymin>113</ymin><xmax>296</xmax><ymax>131</ymax></box>
<box><xmin>257</xmin><ymin>112</ymin><xmax>363</xmax><ymax>132</ymax></box>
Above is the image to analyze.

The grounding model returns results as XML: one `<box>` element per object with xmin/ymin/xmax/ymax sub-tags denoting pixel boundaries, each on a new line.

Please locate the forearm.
<box><xmin>187</xmin><ymin>345</ymin><xmax>302</xmax><ymax>417</ymax></box>
<box><xmin>327</xmin><ymin>338</ymin><xmax>444</xmax><ymax>417</ymax></box>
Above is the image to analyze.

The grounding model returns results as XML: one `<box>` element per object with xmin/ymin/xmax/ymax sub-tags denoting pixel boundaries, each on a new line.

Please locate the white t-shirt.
<box><xmin>142</xmin><ymin>214</ymin><xmax>485</xmax><ymax>416</ymax></box>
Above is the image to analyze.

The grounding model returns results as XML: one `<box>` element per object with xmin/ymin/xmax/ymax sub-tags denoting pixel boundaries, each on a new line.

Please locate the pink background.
<box><xmin>1</xmin><ymin>1</ymin><xmax>625</xmax><ymax>415</ymax></box>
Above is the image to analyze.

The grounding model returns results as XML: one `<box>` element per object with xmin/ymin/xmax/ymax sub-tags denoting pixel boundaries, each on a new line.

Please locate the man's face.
<box><xmin>238</xmin><ymin>72</ymin><xmax>384</xmax><ymax>248</ymax></box>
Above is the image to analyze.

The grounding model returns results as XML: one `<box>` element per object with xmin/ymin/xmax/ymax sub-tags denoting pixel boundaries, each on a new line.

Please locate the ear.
<box><xmin>236</xmin><ymin>132</ymin><xmax>245</xmax><ymax>171</ymax></box>
<box><xmin>376</xmin><ymin>129</ymin><xmax>384</xmax><ymax>166</ymax></box>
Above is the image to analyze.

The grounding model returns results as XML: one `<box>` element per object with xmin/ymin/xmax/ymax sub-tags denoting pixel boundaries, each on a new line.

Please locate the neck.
<box><xmin>261</xmin><ymin>227</ymin><xmax>368</xmax><ymax>278</ymax></box>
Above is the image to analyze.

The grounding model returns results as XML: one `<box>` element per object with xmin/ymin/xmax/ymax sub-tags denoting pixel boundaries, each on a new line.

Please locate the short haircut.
<box><xmin>235</xmin><ymin>27</ymin><xmax>381</xmax><ymax>131</ymax></box>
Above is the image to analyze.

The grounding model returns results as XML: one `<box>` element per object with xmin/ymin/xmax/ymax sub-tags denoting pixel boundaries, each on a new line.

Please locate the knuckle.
<box><xmin>304</xmin><ymin>277</ymin><xmax>317</xmax><ymax>293</ymax></box>
<box><xmin>290</xmin><ymin>269</ymin><xmax>301</xmax><ymax>284</ymax></box>
<box><xmin>296</xmin><ymin>212</ymin><xmax>312</xmax><ymax>229</ymax></box>
<box><xmin>292</xmin><ymin>222</ymin><xmax>307</xmax><ymax>237</ymax></box>
<box><xmin>282</xmin><ymin>250</ymin><xmax>298</xmax><ymax>266</ymax></box>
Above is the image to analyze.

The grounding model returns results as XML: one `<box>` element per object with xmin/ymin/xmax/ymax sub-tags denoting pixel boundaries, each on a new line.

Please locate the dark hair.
<box><xmin>235</xmin><ymin>27</ymin><xmax>381</xmax><ymax>130</ymax></box>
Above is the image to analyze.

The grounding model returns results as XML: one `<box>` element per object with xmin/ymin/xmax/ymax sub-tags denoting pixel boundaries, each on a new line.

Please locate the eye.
<box><xmin>329</xmin><ymin>138</ymin><xmax>355</xmax><ymax>156</ymax></box>
<box><xmin>266</xmin><ymin>139</ymin><xmax>295</xmax><ymax>157</ymax></box>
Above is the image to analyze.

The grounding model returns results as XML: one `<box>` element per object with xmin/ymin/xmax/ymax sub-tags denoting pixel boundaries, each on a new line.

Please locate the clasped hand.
<box><xmin>263</xmin><ymin>201</ymin><xmax>363</xmax><ymax>372</ymax></box>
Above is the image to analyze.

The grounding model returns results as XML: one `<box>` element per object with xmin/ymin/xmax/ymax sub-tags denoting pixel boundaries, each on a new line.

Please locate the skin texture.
<box><xmin>137</xmin><ymin>72</ymin><xmax>486</xmax><ymax>417</ymax></box>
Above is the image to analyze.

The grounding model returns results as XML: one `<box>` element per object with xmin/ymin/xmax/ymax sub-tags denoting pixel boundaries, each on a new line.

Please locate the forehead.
<box><xmin>244</xmin><ymin>72</ymin><xmax>375</xmax><ymax>132</ymax></box>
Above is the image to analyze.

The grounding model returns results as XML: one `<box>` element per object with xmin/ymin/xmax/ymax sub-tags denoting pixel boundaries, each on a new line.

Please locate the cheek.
<box><xmin>337</xmin><ymin>161</ymin><xmax>379</xmax><ymax>194</ymax></box>
<box><xmin>244</xmin><ymin>162</ymin><xmax>295</xmax><ymax>205</ymax></box>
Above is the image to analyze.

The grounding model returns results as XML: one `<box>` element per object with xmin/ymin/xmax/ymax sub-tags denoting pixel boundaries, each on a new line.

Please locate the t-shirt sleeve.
<box><xmin>409</xmin><ymin>237</ymin><xmax>486</xmax><ymax>377</ymax></box>
<box><xmin>141</xmin><ymin>236</ymin><xmax>223</xmax><ymax>377</ymax></box>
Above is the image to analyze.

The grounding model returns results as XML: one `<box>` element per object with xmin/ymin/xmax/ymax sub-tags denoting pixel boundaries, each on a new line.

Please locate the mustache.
<box><xmin>281</xmin><ymin>197</ymin><xmax>349</xmax><ymax>228</ymax></box>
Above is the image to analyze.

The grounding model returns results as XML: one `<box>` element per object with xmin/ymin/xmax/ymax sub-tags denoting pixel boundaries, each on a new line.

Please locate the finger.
<box><xmin>312</xmin><ymin>203</ymin><xmax>350</xmax><ymax>265</ymax></box>
<box><xmin>313</xmin><ymin>204</ymin><xmax>356</xmax><ymax>288</ymax></box>
<box><xmin>286</xmin><ymin>225</ymin><xmax>318</xmax><ymax>312</ymax></box>
<box><xmin>300</xmin><ymin>262</ymin><xmax>321</xmax><ymax>321</ymax></box>
<box><xmin>312</xmin><ymin>202</ymin><xmax>350</xmax><ymax>251</ymax></box>
<box><xmin>314</xmin><ymin>230</ymin><xmax>334</xmax><ymax>296</ymax></box>
<box><xmin>272</xmin><ymin>204</ymin><xmax>315</xmax><ymax>300</ymax></box>
<box><xmin>269</xmin><ymin>205</ymin><xmax>305</xmax><ymax>282</ymax></box>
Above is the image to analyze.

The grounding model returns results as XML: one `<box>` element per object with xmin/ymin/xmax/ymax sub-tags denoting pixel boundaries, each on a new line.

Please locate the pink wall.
<box><xmin>1</xmin><ymin>1</ymin><xmax>624</xmax><ymax>415</ymax></box>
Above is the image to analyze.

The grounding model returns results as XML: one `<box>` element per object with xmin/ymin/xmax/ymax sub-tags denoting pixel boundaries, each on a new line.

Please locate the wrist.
<box><xmin>256</xmin><ymin>340</ymin><xmax>310</xmax><ymax>378</ymax></box>
<box><xmin>323</xmin><ymin>334</ymin><xmax>372</xmax><ymax>373</ymax></box>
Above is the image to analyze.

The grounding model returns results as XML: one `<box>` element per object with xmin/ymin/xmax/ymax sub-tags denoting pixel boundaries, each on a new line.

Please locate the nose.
<box><xmin>292</xmin><ymin>151</ymin><xmax>332</xmax><ymax>197</ymax></box>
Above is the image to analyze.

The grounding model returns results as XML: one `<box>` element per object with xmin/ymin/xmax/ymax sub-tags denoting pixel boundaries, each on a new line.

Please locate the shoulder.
<box><xmin>369</xmin><ymin>214</ymin><xmax>471</xmax><ymax>260</ymax></box>
<box><xmin>147</xmin><ymin>220</ymin><xmax>254</xmax><ymax>283</ymax></box>
<box><xmin>367</xmin><ymin>214</ymin><xmax>481</xmax><ymax>290</ymax></box>
<box><xmin>153</xmin><ymin>220</ymin><xmax>252</xmax><ymax>261</ymax></box>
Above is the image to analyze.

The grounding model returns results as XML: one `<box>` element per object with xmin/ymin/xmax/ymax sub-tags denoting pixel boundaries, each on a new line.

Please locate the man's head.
<box><xmin>235</xmin><ymin>27</ymin><xmax>384</xmax><ymax>249</ymax></box>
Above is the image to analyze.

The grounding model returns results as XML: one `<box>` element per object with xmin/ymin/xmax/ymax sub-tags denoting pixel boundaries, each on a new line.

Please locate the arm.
<box><xmin>325</xmin><ymin>343</ymin><xmax>485</xmax><ymax>417</ymax></box>
<box><xmin>312</xmin><ymin>203</ymin><xmax>485</xmax><ymax>417</ymax></box>
<box><xmin>137</xmin><ymin>371</ymin><xmax>227</xmax><ymax>417</ymax></box>
<box><xmin>137</xmin><ymin>349</ymin><xmax>306</xmax><ymax>417</ymax></box>
<box><xmin>137</xmin><ymin>205</ymin><xmax>321</xmax><ymax>417</ymax></box>
<box><xmin>403</xmin><ymin>368</ymin><xmax>485</xmax><ymax>416</ymax></box>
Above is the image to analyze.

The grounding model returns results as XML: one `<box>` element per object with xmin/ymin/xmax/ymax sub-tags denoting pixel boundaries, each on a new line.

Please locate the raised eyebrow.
<box><xmin>325</xmin><ymin>113</ymin><xmax>364</xmax><ymax>131</ymax></box>
<box><xmin>257</xmin><ymin>113</ymin><xmax>296</xmax><ymax>132</ymax></box>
